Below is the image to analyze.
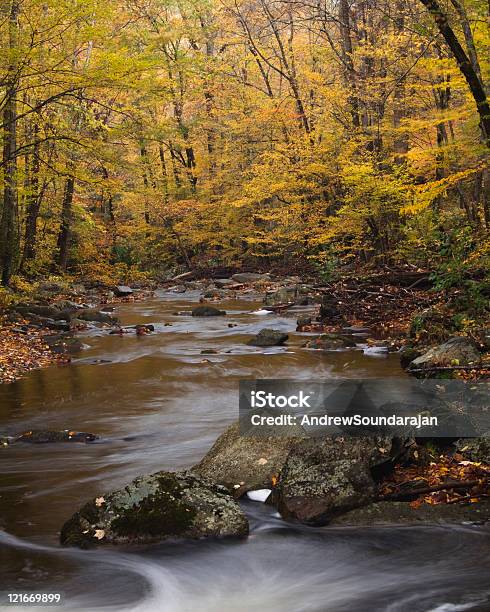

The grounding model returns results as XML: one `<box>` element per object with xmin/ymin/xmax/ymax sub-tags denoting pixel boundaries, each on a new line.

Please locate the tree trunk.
<box><xmin>0</xmin><ymin>0</ymin><xmax>20</xmax><ymax>285</ymax></box>
<box><xmin>56</xmin><ymin>176</ymin><xmax>75</xmax><ymax>270</ymax></box>
<box><xmin>419</xmin><ymin>0</ymin><xmax>490</xmax><ymax>144</ymax></box>
<box><xmin>22</xmin><ymin>127</ymin><xmax>42</xmax><ymax>265</ymax></box>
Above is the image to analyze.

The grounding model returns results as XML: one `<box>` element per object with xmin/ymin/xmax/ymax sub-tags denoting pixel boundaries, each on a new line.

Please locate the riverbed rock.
<box><xmin>214</xmin><ymin>278</ymin><xmax>235</xmax><ymax>288</ymax></box>
<box><xmin>273</xmin><ymin>436</ymin><xmax>398</xmax><ymax>526</ymax></box>
<box><xmin>408</xmin><ymin>336</ymin><xmax>481</xmax><ymax>372</ymax></box>
<box><xmin>264</xmin><ymin>287</ymin><xmax>297</xmax><ymax>306</ymax></box>
<box><xmin>114</xmin><ymin>285</ymin><xmax>133</xmax><ymax>297</ymax></box>
<box><xmin>304</xmin><ymin>334</ymin><xmax>356</xmax><ymax>350</ymax></box>
<box><xmin>43</xmin><ymin>334</ymin><xmax>83</xmax><ymax>354</ymax></box>
<box><xmin>60</xmin><ymin>470</ymin><xmax>248</xmax><ymax>548</ymax></box>
<box><xmin>247</xmin><ymin>329</ymin><xmax>289</xmax><ymax>347</ymax></box>
<box><xmin>15</xmin><ymin>430</ymin><xmax>98</xmax><ymax>443</ymax></box>
<box><xmin>76</xmin><ymin>309</ymin><xmax>120</xmax><ymax>325</ymax></box>
<box><xmin>194</xmin><ymin>422</ymin><xmax>304</xmax><ymax>496</ymax></box>
<box><xmin>191</xmin><ymin>305</ymin><xmax>226</xmax><ymax>317</ymax></box>
<box><xmin>232</xmin><ymin>273</ymin><xmax>270</xmax><ymax>284</ymax></box>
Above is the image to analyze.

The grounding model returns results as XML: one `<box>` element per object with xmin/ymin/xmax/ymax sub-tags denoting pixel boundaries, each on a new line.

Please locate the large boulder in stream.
<box><xmin>191</xmin><ymin>305</ymin><xmax>226</xmax><ymax>317</ymax></box>
<box><xmin>273</xmin><ymin>436</ymin><xmax>400</xmax><ymax>526</ymax></box>
<box><xmin>247</xmin><ymin>329</ymin><xmax>289</xmax><ymax>347</ymax></box>
<box><xmin>60</xmin><ymin>470</ymin><xmax>248</xmax><ymax>548</ymax></box>
<box><xmin>408</xmin><ymin>336</ymin><xmax>481</xmax><ymax>373</ymax></box>
<box><xmin>194</xmin><ymin>422</ymin><xmax>304</xmax><ymax>497</ymax></box>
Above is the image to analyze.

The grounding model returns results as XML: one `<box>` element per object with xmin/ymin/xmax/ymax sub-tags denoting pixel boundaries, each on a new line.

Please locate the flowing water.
<box><xmin>1</xmin><ymin>291</ymin><xmax>489</xmax><ymax>611</ymax></box>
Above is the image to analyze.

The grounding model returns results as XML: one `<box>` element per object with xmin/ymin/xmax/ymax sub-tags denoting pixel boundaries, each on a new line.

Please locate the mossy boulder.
<box><xmin>247</xmin><ymin>329</ymin><xmax>289</xmax><ymax>347</ymax></box>
<box><xmin>193</xmin><ymin>422</ymin><xmax>304</xmax><ymax>497</ymax></box>
<box><xmin>273</xmin><ymin>436</ymin><xmax>399</xmax><ymax>526</ymax></box>
<box><xmin>304</xmin><ymin>334</ymin><xmax>356</xmax><ymax>350</ymax></box>
<box><xmin>60</xmin><ymin>470</ymin><xmax>248</xmax><ymax>548</ymax></box>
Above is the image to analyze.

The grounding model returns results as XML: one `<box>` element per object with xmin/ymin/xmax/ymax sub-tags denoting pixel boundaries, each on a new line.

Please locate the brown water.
<box><xmin>1</xmin><ymin>290</ymin><xmax>489</xmax><ymax>611</ymax></box>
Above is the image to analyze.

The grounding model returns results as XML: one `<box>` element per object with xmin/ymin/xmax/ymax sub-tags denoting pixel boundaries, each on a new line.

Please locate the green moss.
<box><xmin>110</xmin><ymin>474</ymin><xmax>196</xmax><ymax>537</ymax></box>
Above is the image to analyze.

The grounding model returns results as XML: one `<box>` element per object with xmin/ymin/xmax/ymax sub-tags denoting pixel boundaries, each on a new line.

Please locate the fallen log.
<box><xmin>378</xmin><ymin>479</ymin><xmax>486</xmax><ymax>502</ymax></box>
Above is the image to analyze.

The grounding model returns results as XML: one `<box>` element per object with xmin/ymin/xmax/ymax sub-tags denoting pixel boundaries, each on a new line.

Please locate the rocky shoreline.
<box><xmin>0</xmin><ymin>280</ymin><xmax>154</xmax><ymax>383</ymax></box>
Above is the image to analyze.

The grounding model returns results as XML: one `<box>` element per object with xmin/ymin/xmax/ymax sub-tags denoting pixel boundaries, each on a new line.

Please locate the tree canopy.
<box><xmin>0</xmin><ymin>0</ymin><xmax>489</xmax><ymax>286</ymax></box>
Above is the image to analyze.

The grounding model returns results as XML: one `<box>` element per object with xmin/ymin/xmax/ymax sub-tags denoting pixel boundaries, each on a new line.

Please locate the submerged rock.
<box><xmin>273</xmin><ymin>436</ymin><xmax>399</xmax><ymax>525</ymax></box>
<box><xmin>191</xmin><ymin>306</ymin><xmax>226</xmax><ymax>317</ymax></box>
<box><xmin>304</xmin><ymin>334</ymin><xmax>356</xmax><ymax>350</ymax></box>
<box><xmin>60</xmin><ymin>470</ymin><xmax>248</xmax><ymax>548</ymax></box>
<box><xmin>15</xmin><ymin>430</ymin><xmax>98</xmax><ymax>443</ymax></box>
<box><xmin>194</xmin><ymin>422</ymin><xmax>304</xmax><ymax>496</ymax></box>
<box><xmin>247</xmin><ymin>329</ymin><xmax>289</xmax><ymax>347</ymax></box>
<box><xmin>408</xmin><ymin>336</ymin><xmax>481</xmax><ymax>372</ymax></box>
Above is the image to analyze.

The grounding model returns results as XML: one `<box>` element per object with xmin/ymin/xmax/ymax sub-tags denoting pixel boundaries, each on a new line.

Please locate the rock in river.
<box><xmin>247</xmin><ymin>329</ymin><xmax>289</xmax><ymax>347</ymax></box>
<box><xmin>60</xmin><ymin>470</ymin><xmax>248</xmax><ymax>548</ymax></box>
<box><xmin>191</xmin><ymin>305</ymin><xmax>226</xmax><ymax>317</ymax></box>
<box><xmin>15</xmin><ymin>430</ymin><xmax>98</xmax><ymax>443</ymax></box>
<box><xmin>231</xmin><ymin>273</ymin><xmax>270</xmax><ymax>284</ymax></box>
<box><xmin>194</xmin><ymin>422</ymin><xmax>304</xmax><ymax>496</ymax></box>
<box><xmin>304</xmin><ymin>334</ymin><xmax>356</xmax><ymax>350</ymax></box>
<box><xmin>43</xmin><ymin>334</ymin><xmax>83</xmax><ymax>354</ymax></box>
<box><xmin>273</xmin><ymin>436</ymin><xmax>399</xmax><ymax>525</ymax></box>
<box><xmin>114</xmin><ymin>285</ymin><xmax>133</xmax><ymax>297</ymax></box>
<box><xmin>76</xmin><ymin>309</ymin><xmax>120</xmax><ymax>325</ymax></box>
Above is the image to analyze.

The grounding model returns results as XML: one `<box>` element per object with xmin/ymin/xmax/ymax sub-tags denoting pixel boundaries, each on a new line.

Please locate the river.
<box><xmin>1</xmin><ymin>290</ymin><xmax>489</xmax><ymax>611</ymax></box>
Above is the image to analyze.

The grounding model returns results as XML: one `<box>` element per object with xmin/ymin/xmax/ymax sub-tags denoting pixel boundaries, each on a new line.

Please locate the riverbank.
<box><xmin>0</xmin><ymin>279</ymin><xmax>155</xmax><ymax>384</ymax></box>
